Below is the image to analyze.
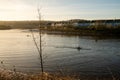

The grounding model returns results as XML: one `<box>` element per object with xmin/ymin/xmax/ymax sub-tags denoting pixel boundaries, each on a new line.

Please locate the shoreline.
<box><xmin>40</xmin><ymin>29</ymin><xmax>120</xmax><ymax>40</ymax></box>
<box><xmin>0</xmin><ymin>68</ymin><xmax>120</xmax><ymax>80</ymax></box>
<box><xmin>1</xmin><ymin>29</ymin><xmax>120</xmax><ymax>40</ymax></box>
<box><xmin>1</xmin><ymin>28</ymin><xmax>120</xmax><ymax>36</ymax></box>
<box><xmin>23</xmin><ymin>28</ymin><xmax>120</xmax><ymax>36</ymax></box>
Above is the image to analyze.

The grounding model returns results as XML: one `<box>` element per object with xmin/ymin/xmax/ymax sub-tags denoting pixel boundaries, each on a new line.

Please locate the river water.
<box><xmin>0</xmin><ymin>29</ymin><xmax>120</xmax><ymax>76</ymax></box>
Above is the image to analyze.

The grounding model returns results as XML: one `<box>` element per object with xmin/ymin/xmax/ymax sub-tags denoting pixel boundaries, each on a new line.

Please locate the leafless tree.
<box><xmin>30</xmin><ymin>8</ymin><xmax>44</xmax><ymax>74</ymax></box>
<box><xmin>38</xmin><ymin>8</ymin><xmax>44</xmax><ymax>73</ymax></box>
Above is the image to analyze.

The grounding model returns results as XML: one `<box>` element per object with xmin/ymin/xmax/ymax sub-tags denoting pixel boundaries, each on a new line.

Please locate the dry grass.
<box><xmin>0</xmin><ymin>68</ymin><xmax>120</xmax><ymax>80</ymax></box>
<box><xmin>0</xmin><ymin>68</ymin><xmax>76</xmax><ymax>80</ymax></box>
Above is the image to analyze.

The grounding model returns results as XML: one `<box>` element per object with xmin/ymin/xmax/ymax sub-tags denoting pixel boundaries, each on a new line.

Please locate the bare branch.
<box><xmin>30</xmin><ymin>29</ymin><xmax>40</xmax><ymax>53</ymax></box>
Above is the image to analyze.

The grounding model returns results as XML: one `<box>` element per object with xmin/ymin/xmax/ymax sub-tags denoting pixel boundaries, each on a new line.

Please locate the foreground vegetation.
<box><xmin>0</xmin><ymin>68</ymin><xmax>78</xmax><ymax>80</ymax></box>
<box><xmin>0</xmin><ymin>69</ymin><xmax>120</xmax><ymax>80</ymax></box>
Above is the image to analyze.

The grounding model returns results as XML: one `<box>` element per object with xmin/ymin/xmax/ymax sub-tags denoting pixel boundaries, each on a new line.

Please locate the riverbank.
<box><xmin>29</xmin><ymin>29</ymin><xmax>120</xmax><ymax>40</ymax></box>
<box><xmin>44</xmin><ymin>28</ymin><xmax>120</xmax><ymax>35</ymax></box>
<box><xmin>0</xmin><ymin>68</ymin><xmax>120</xmax><ymax>80</ymax></box>
<box><xmin>1</xmin><ymin>27</ymin><xmax>120</xmax><ymax>37</ymax></box>
<box><xmin>0</xmin><ymin>68</ymin><xmax>77</xmax><ymax>80</ymax></box>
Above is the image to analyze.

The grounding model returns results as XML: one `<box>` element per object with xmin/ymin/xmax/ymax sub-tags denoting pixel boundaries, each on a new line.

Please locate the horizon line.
<box><xmin>0</xmin><ymin>18</ymin><xmax>120</xmax><ymax>21</ymax></box>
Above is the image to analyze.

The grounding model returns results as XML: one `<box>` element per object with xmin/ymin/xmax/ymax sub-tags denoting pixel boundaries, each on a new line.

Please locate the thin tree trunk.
<box><xmin>38</xmin><ymin>8</ymin><xmax>44</xmax><ymax>73</ymax></box>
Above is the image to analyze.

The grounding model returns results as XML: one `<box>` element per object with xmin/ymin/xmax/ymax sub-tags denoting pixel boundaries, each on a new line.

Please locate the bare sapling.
<box><xmin>30</xmin><ymin>8</ymin><xmax>44</xmax><ymax>75</ymax></box>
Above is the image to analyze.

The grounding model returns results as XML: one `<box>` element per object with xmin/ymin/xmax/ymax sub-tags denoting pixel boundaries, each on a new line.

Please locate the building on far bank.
<box><xmin>72</xmin><ymin>21</ymin><xmax>90</xmax><ymax>28</ymax></box>
<box><xmin>91</xmin><ymin>19</ymin><xmax>120</xmax><ymax>29</ymax></box>
<box><xmin>48</xmin><ymin>19</ymin><xmax>120</xmax><ymax>29</ymax></box>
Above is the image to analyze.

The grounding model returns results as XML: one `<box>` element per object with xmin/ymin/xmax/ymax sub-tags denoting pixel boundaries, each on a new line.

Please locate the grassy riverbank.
<box><xmin>0</xmin><ymin>68</ymin><xmax>76</xmax><ymax>80</ymax></box>
<box><xmin>0</xmin><ymin>68</ymin><xmax>120</xmax><ymax>80</ymax></box>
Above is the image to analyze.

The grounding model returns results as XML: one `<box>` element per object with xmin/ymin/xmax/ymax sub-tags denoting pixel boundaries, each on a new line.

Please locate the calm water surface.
<box><xmin>0</xmin><ymin>29</ymin><xmax>120</xmax><ymax>76</ymax></box>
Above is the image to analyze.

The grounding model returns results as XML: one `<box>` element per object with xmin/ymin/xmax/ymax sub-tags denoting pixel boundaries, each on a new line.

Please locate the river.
<box><xmin>0</xmin><ymin>29</ymin><xmax>120</xmax><ymax>76</ymax></box>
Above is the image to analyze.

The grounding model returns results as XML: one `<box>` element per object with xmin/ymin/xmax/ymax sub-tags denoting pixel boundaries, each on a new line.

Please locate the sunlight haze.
<box><xmin>0</xmin><ymin>0</ymin><xmax>120</xmax><ymax>21</ymax></box>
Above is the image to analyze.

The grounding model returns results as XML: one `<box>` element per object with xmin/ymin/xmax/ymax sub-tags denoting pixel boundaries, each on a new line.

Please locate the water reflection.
<box><xmin>0</xmin><ymin>29</ymin><xmax>120</xmax><ymax>76</ymax></box>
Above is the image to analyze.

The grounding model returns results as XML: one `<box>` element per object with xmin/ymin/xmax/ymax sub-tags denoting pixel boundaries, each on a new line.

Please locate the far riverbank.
<box><xmin>28</xmin><ymin>28</ymin><xmax>120</xmax><ymax>38</ymax></box>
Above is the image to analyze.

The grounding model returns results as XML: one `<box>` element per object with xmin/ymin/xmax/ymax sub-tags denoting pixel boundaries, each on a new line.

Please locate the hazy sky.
<box><xmin>0</xmin><ymin>0</ymin><xmax>120</xmax><ymax>21</ymax></box>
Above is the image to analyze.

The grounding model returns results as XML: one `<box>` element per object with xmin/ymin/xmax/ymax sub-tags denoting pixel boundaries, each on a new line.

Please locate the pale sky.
<box><xmin>0</xmin><ymin>0</ymin><xmax>120</xmax><ymax>21</ymax></box>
